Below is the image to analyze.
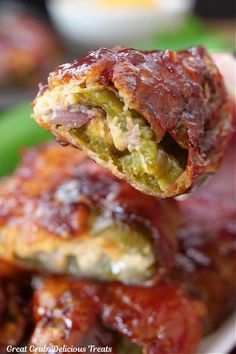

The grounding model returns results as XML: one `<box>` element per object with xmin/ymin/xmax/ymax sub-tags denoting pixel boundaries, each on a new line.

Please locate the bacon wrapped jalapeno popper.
<box><xmin>29</xmin><ymin>216</ymin><xmax>236</xmax><ymax>354</ymax></box>
<box><xmin>0</xmin><ymin>143</ymin><xmax>178</xmax><ymax>284</ymax></box>
<box><xmin>174</xmin><ymin>136</ymin><xmax>236</xmax><ymax>333</ymax></box>
<box><xmin>29</xmin><ymin>145</ymin><xmax>236</xmax><ymax>353</ymax></box>
<box><xmin>28</xmin><ymin>200</ymin><xmax>236</xmax><ymax>354</ymax></box>
<box><xmin>30</xmin><ymin>276</ymin><xmax>203</xmax><ymax>354</ymax></box>
<box><xmin>32</xmin><ymin>46</ymin><xmax>232</xmax><ymax>197</ymax></box>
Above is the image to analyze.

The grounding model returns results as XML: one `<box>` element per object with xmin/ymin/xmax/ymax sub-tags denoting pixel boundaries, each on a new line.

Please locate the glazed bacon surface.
<box><xmin>0</xmin><ymin>143</ymin><xmax>178</xmax><ymax>284</ymax></box>
<box><xmin>32</xmin><ymin>46</ymin><xmax>232</xmax><ymax>197</ymax></box>
<box><xmin>30</xmin><ymin>277</ymin><xmax>115</xmax><ymax>351</ymax></box>
<box><xmin>29</xmin><ymin>160</ymin><xmax>236</xmax><ymax>353</ymax></box>
<box><xmin>28</xmin><ymin>137</ymin><xmax>236</xmax><ymax>353</ymax></box>
<box><xmin>0</xmin><ymin>138</ymin><xmax>235</xmax><ymax>352</ymax></box>
<box><xmin>102</xmin><ymin>282</ymin><xmax>203</xmax><ymax>354</ymax></box>
<box><xmin>175</xmin><ymin>136</ymin><xmax>236</xmax><ymax>332</ymax></box>
<box><xmin>30</xmin><ymin>276</ymin><xmax>203</xmax><ymax>354</ymax></box>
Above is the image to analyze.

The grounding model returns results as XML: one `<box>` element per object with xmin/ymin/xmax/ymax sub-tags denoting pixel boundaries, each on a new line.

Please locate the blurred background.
<box><xmin>0</xmin><ymin>0</ymin><xmax>235</xmax><ymax>176</ymax></box>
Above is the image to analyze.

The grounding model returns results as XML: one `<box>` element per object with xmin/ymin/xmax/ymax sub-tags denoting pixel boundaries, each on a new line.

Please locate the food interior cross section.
<box><xmin>32</xmin><ymin>46</ymin><xmax>232</xmax><ymax>198</ymax></box>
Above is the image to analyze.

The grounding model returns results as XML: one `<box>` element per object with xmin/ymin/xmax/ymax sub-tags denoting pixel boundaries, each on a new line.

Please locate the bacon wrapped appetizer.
<box><xmin>30</xmin><ymin>276</ymin><xmax>203</xmax><ymax>354</ymax></box>
<box><xmin>32</xmin><ymin>46</ymin><xmax>232</xmax><ymax>197</ymax></box>
<box><xmin>28</xmin><ymin>137</ymin><xmax>236</xmax><ymax>352</ymax></box>
<box><xmin>0</xmin><ymin>261</ymin><xmax>31</xmax><ymax>352</ymax></box>
<box><xmin>0</xmin><ymin>143</ymin><xmax>178</xmax><ymax>284</ymax></box>
<box><xmin>29</xmin><ymin>145</ymin><xmax>236</xmax><ymax>352</ymax></box>
<box><xmin>174</xmin><ymin>136</ymin><xmax>236</xmax><ymax>333</ymax></box>
<box><xmin>28</xmin><ymin>167</ymin><xmax>236</xmax><ymax>353</ymax></box>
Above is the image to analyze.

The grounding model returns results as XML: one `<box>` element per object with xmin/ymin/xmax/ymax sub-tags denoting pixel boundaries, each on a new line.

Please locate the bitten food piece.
<box><xmin>32</xmin><ymin>46</ymin><xmax>232</xmax><ymax>197</ymax></box>
<box><xmin>0</xmin><ymin>143</ymin><xmax>178</xmax><ymax>284</ymax></box>
<box><xmin>0</xmin><ymin>261</ymin><xmax>31</xmax><ymax>352</ymax></box>
<box><xmin>30</xmin><ymin>276</ymin><xmax>203</xmax><ymax>354</ymax></box>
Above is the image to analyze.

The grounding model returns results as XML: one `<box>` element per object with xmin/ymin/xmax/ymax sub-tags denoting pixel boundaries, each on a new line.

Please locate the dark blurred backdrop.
<box><xmin>194</xmin><ymin>0</ymin><xmax>236</xmax><ymax>18</ymax></box>
<box><xmin>0</xmin><ymin>0</ymin><xmax>235</xmax><ymax>19</ymax></box>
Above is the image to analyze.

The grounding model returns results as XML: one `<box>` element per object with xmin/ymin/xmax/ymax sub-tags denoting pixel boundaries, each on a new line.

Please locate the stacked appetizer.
<box><xmin>0</xmin><ymin>47</ymin><xmax>235</xmax><ymax>354</ymax></box>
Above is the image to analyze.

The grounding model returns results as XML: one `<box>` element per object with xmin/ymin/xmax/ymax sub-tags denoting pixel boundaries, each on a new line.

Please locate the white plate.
<box><xmin>47</xmin><ymin>0</ymin><xmax>194</xmax><ymax>47</ymax></box>
<box><xmin>198</xmin><ymin>311</ymin><xmax>236</xmax><ymax>354</ymax></box>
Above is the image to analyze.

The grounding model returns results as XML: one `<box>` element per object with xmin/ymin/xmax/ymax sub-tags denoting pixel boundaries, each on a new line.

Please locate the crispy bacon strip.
<box><xmin>102</xmin><ymin>282</ymin><xmax>203</xmax><ymax>354</ymax></box>
<box><xmin>175</xmin><ymin>136</ymin><xmax>236</xmax><ymax>332</ymax></box>
<box><xmin>30</xmin><ymin>277</ymin><xmax>116</xmax><ymax>352</ymax></box>
<box><xmin>30</xmin><ymin>276</ymin><xmax>203</xmax><ymax>354</ymax></box>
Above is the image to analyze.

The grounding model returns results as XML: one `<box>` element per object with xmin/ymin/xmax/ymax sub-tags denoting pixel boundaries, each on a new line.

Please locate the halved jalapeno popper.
<box><xmin>0</xmin><ymin>143</ymin><xmax>178</xmax><ymax>284</ymax></box>
<box><xmin>32</xmin><ymin>46</ymin><xmax>232</xmax><ymax>197</ymax></box>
